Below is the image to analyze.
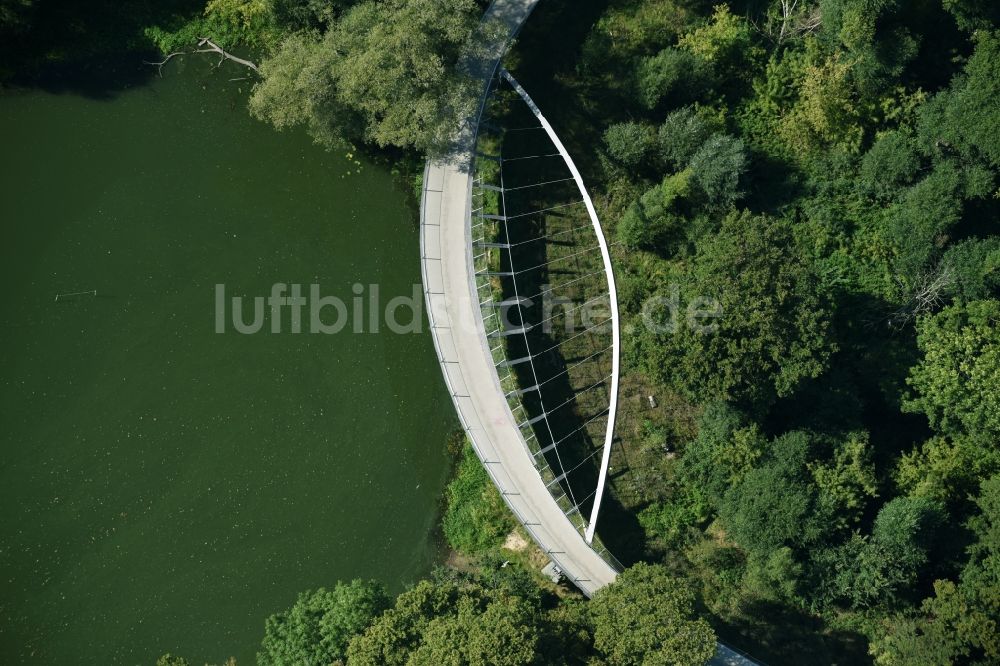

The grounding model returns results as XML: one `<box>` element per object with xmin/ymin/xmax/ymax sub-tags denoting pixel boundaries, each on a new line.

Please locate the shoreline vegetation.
<box><xmin>4</xmin><ymin>0</ymin><xmax>999</xmax><ymax>664</ymax></box>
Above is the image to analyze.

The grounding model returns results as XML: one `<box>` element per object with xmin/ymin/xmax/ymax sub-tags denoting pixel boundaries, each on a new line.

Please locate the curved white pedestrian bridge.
<box><xmin>420</xmin><ymin>0</ymin><xmax>619</xmax><ymax>596</ymax></box>
<box><xmin>420</xmin><ymin>1</ymin><xmax>758</xmax><ymax>663</ymax></box>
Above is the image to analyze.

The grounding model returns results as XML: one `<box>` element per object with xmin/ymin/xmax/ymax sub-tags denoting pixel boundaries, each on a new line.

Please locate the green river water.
<box><xmin>0</xmin><ymin>57</ymin><xmax>455</xmax><ymax>664</ymax></box>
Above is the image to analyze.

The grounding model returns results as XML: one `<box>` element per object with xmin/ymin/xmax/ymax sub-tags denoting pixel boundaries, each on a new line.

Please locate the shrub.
<box><xmin>689</xmin><ymin>134</ymin><xmax>748</xmax><ymax>206</ymax></box>
<box><xmin>258</xmin><ymin>581</ymin><xmax>390</xmax><ymax>666</ymax></box>
<box><xmin>603</xmin><ymin>121</ymin><xmax>656</xmax><ymax>170</ymax></box>
<box><xmin>635</xmin><ymin>47</ymin><xmax>707</xmax><ymax>110</ymax></box>
<box><xmin>442</xmin><ymin>442</ymin><xmax>516</xmax><ymax>554</ymax></box>
<box><xmin>657</xmin><ymin>106</ymin><xmax>715</xmax><ymax>169</ymax></box>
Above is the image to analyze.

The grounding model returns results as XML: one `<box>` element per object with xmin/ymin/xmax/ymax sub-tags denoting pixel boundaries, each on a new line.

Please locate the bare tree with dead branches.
<box><xmin>886</xmin><ymin>264</ymin><xmax>956</xmax><ymax>329</ymax></box>
<box><xmin>749</xmin><ymin>0</ymin><xmax>822</xmax><ymax>45</ymax></box>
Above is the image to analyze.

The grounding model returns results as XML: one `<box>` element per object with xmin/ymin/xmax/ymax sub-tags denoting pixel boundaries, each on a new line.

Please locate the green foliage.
<box><xmin>155</xmin><ymin>656</ymin><xmax>190</xmax><ymax>666</ymax></box>
<box><xmin>541</xmin><ymin>600</ymin><xmax>596</xmax><ymax>666</ymax></box>
<box><xmin>818</xmin><ymin>496</ymin><xmax>945</xmax><ymax>609</ymax></box>
<box><xmin>325</xmin><ymin>0</ymin><xmax>480</xmax><ymax>152</ymax></box>
<box><xmin>810</xmin><ymin>431</ymin><xmax>878</xmax><ymax>530</ymax></box>
<box><xmin>618</xmin><ymin>200</ymin><xmax>667</xmax><ymax>252</ymax></box>
<box><xmin>737</xmin><ymin>48</ymin><xmax>808</xmax><ymax>159</ymax></box>
<box><xmin>442</xmin><ymin>442</ymin><xmax>516</xmax><ymax>554</ymax></box>
<box><xmin>657</xmin><ymin>106</ymin><xmax>716</xmax><ymax>170</ymax></box>
<box><xmin>635</xmin><ymin>211</ymin><xmax>834</xmax><ymax>409</ymax></box>
<box><xmin>918</xmin><ymin>31</ymin><xmax>1000</xmax><ymax>168</ymax></box>
<box><xmin>942</xmin><ymin>0</ymin><xmax>1000</xmax><ymax>32</ymax></box>
<box><xmin>963</xmin><ymin>474</ymin><xmax>1000</xmax><ymax>621</ymax></box>
<box><xmin>604</xmin><ymin>121</ymin><xmax>656</xmax><ymax>169</ymax></box>
<box><xmin>617</xmin><ymin>170</ymin><xmax>693</xmax><ymax>251</ymax></box>
<box><xmin>635</xmin><ymin>47</ymin><xmax>708</xmax><ymax>110</ymax></box>
<box><xmin>820</xmin><ymin>0</ymin><xmax>919</xmax><ymax>97</ymax></box>
<box><xmin>616</xmin><ymin>206</ymin><xmax>651</xmax><ymax>252</ymax></box>
<box><xmin>886</xmin><ymin>163</ymin><xmax>964</xmax><ymax>281</ymax></box>
<box><xmin>257</xmin><ymin>580</ymin><xmax>390</xmax><ymax>666</ymax></box>
<box><xmin>249</xmin><ymin>30</ymin><xmax>361</xmax><ymax>149</ymax></box>
<box><xmin>904</xmin><ymin>300</ymin><xmax>1000</xmax><ymax>439</ymax></box>
<box><xmin>269</xmin><ymin>0</ymin><xmax>341</xmax><ymax>31</ymax></box>
<box><xmin>345</xmin><ymin>580</ymin><xmax>542</xmax><ymax>666</ymax></box>
<box><xmin>688</xmin><ymin>133</ymin><xmax>748</xmax><ymax>206</ymax></box>
<box><xmin>250</xmin><ymin>0</ymin><xmax>480</xmax><ymax>154</ymax></box>
<box><xmin>677</xmin><ymin>402</ymin><xmax>765</xmax><ymax>507</ymax></box>
<box><xmin>205</xmin><ymin>0</ymin><xmax>279</xmax><ymax>45</ymax></box>
<box><xmin>618</xmin><ymin>202</ymin><xmax>654</xmax><ymax>252</ymax></box>
<box><xmin>780</xmin><ymin>49</ymin><xmax>864</xmax><ymax>161</ymax></box>
<box><xmin>743</xmin><ymin>547</ymin><xmax>804</xmax><ymax>605</ymax></box>
<box><xmin>573</xmin><ymin>0</ymin><xmax>1000</xmax><ymax>659</ymax></box>
<box><xmin>146</xmin><ymin>0</ymin><xmax>340</xmax><ymax>49</ymax></box>
<box><xmin>870</xmin><ymin>579</ymin><xmax>994</xmax><ymax>666</ymax></box>
<box><xmin>145</xmin><ymin>0</ymin><xmax>283</xmax><ymax>52</ymax></box>
<box><xmin>720</xmin><ymin>431</ymin><xmax>829</xmax><ymax>557</ymax></box>
<box><xmin>943</xmin><ymin>238</ymin><xmax>1000</xmax><ymax>301</ymax></box>
<box><xmin>589</xmin><ymin>563</ymin><xmax>717</xmax><ymax>666</ymax></box>
<box><xmin>871</xmin><ymin>476</ymin><xmax>1000</xmax><ymax>664</ymax></box>
<box><xmin>872</xmin><ymin>496</ymin><xmax>946</xmax><ymax>566</ymax></box>
<box><xmin>580</xmin><ymin>0</ymin><xmax>701</xmax><ymax>73</ymax></box>
<box><xmin>677</xmin><ymin>4</ymin><xmax>760</xmax><ymax>79</ymax></box>
<box><xmin>859</xmin><ymin>130</ymin><xmax>922</xmax><ymax>201</ymax></box>
<box><xmin>894</xmin><ymin>436</ymin><xmax>1000</xmax><ymax>506</ymax></box>
<box><xmin>638</xmin><ymin>497</ymin><xmax>705</xmax><ymax>551</ymax></box>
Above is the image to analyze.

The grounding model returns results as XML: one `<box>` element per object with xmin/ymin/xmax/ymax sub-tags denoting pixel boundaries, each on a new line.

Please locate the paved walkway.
<box><xmin>419</xmin><ymin>1</ymin><xmax>759</xmax><ymax>663</ymax></box>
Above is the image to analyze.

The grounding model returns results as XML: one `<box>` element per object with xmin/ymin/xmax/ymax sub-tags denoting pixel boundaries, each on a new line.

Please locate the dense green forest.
<box><xmin>557</xmin><ymin>1</ymin><xmax>1000</xmax><ymax>663</ymax></box>
<box><xmin>4</xmin><ymin>0</ymin><xmax>998</xmax><ymax>664</ymax></box>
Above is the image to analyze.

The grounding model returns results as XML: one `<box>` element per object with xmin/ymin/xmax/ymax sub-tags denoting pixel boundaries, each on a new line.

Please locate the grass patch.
<box><xmin>442</xmin><ymin>436</ymin><xmax>517</xmax><ymax>555</ymax></box>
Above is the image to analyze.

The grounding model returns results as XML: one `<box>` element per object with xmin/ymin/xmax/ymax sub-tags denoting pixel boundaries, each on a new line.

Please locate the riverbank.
<box><xmin>437</xmin><ymin>431</ymin><xmax>587</xmax><ymax>601</ymax></box>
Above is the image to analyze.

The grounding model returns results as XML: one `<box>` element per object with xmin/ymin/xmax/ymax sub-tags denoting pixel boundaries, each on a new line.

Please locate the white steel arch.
<box><xmin>497</xmin><ymin>69</ymin><xmax>620</xmax><ymax>544</ymax></box>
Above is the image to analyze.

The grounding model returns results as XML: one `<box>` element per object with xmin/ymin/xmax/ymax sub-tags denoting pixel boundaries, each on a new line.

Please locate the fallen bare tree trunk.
<box><xmin>143</xmin><ymin>38</ymin><xmax>259</xmax><ymax>77</ymax></box>
<box><xmin>195</xmin><ymin>37</ymin><xmax>259</xmax><ymax>73</ymax></box>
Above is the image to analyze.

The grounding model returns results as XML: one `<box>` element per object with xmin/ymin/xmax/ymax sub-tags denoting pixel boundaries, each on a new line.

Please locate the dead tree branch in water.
<box><xmin>195</xmin><ymin>38</ymin><xmax>259</xmax><ymax>72</ymax></box>
<box><xmin>143</xmin><ymin>52</ymin><xmax>185</xmax><ymax>78</ymax></box>
<box><xmin>143</xmin><ymin>38</ymin><xmax>258</xmax><ymax>77</ymax></box>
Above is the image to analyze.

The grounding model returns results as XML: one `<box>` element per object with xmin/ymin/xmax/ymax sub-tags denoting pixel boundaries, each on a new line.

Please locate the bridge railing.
<box><xmin>420</xmin><ymin>223</ymin><xmax>615</xmax><ymax>591</ymax></box>
<box><xmin>465</xmin><ymin>70</ymin><xmax>622</xmax><ymax>575</ymax></box>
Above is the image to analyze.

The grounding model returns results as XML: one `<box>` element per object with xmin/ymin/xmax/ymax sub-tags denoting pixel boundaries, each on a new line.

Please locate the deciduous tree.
<box><xmin>257</xmin><ymin>580</ymin><xmax>389</xmax><ymax>666</ymax></box>
<box><xmin>904</xmin><ymin>300</ymin><xmax>1000</xmax><ymax>439</ymax></box>
<box><xmin>636</xmin><ymin>211</ymin><xmax>834</xmax><ymax>409</ymax></box>
<box><xmin>250</xmin><ymin>0</ymin><xmax>481</xmax><ymax>154</ymax></box>
<box><xmin>589</xmin><ymin>563</ymin><xmax>716</xmax><ymax>666</ymax></box>
<box><xmin>346</xmin><ymin>580</ymin><xmax>542</xmax><ymax>666</ymax></box>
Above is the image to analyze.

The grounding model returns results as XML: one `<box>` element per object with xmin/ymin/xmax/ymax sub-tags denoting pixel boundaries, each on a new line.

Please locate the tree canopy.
<box><xmin>589</xmin><ymin>563</ymin><xmax>717</xmax><ymax>666</ymax></box>
<box><xmin>257</xmin><ymin>580</ymin><xmax>390</xmax><ymax>666</ymax></box>
<box><xmin>904</xmin><ymin>300</ymin><xmax>1000</xmax><ymax>439</ymax></box>
<box><xmin>535</xmin><ymin>0</ymin><xmax>1000</xmax><ymax>662</ymax></box>
<box><xmin>631</xmin><ymin>210</ymin><xmax>834</xmax><ymax>411</ymax></box>
<box><xmin>249</xmin><ymin>0</ymin><xmax>481</xmax><ymax>154</ymax></box>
